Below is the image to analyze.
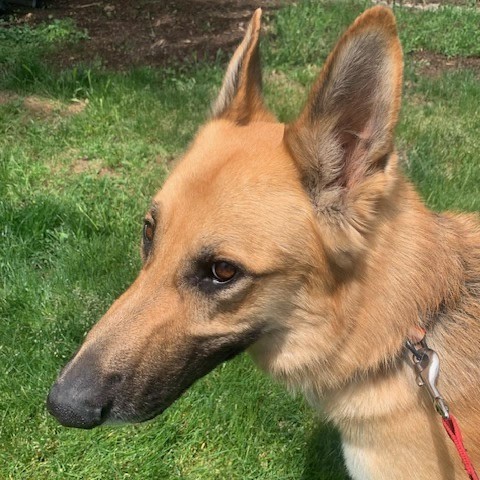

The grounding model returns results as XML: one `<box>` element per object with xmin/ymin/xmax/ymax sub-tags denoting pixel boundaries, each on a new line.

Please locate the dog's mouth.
<box><xmin>47</xmin><ymin>325</ymin><xmax>264</xmax><ymax>429</ymax></box>
<box><xmin>100</xmin><ymin>401</ymin><xmax>168</xmax><ymax>427</ymax></box>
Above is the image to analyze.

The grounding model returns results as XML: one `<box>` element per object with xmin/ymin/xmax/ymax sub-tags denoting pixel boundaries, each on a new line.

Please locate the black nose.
<box><xmin>46</xmin><ymin>351</ymin><xmax>121</xmax><ymax>429</ymax></box>
<box><xmin>46</xmin><ymin>380</ymin><xmax>106</xmax><ymax>429</ymax></box>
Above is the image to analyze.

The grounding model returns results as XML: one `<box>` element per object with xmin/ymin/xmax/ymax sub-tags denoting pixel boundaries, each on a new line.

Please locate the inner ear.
<box><xmin>286</xmin><ymin>6</ymin><xmax>403</xmax><ymax>195</ymax></box>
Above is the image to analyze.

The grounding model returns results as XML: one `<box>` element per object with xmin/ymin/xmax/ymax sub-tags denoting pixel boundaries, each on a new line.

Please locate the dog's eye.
<box><xmin>189</xmin><ymin>257</ymin><xmax>243</xmax><ymax>293</ymax></box>
<box><xmin>143</xmin><ymin>220</ymin><xmax>154</xmax><ymax>243</ymax></box>
<box><xmin>211</xmin><ymin>261</ymin><xmax>237</xmax><ymax>283</ymax></box>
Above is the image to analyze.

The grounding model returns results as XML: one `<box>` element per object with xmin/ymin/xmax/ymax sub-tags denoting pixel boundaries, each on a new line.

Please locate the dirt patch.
<box><xmin>0</xmin><ymin>91</ymin><xmax>87</xmax><ymax>117</ymax></box>
<box><xmin>10</xmin><ymin>0</ymin><xmax>285</xmax><ymax>71</ymax></box>
<box><xmin>23</xmin><ymin>95</ymin><xmax>63</xmax><ymax>116</ymax></box>
<box><xmin>70</xmin><ymin>157</ymin><xmax>117</xmax><ymax>177</ymax></box>
<box><xmin>71</xmin><ymin>157</ymin><xmax>97</xmax><ymax>174</ymax></box>
<box><xmin>411</xmin><ymin>51</ymin><xmax>480</xmax><ymax>77</ymax></box>
<box><xmin>0</xmin><ymin>91</ymin><xmax>88</xmax><ymax>119</ymax></box>
<box><xmin>24</xmin><ymin>95</ymin><xmax>87</xmax><ymax>117</ymax></box>
<box><xmin>65</xmin><ymin>100</ymin><xmax>88</xmax><ymax>115</ymax></box>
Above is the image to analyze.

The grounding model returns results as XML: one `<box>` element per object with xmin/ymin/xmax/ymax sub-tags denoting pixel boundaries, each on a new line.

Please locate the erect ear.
<box><xmin>285</xmin><ymin>6</ymin><xmax>403</xmax><ymax>268</ymax></box>
<box><xmin>211</xmin><ymin>8</ymin><xmax>274</xmax><ymax>124</ymax></box>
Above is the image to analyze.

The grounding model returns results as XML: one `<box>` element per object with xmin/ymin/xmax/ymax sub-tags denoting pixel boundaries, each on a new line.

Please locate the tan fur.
<box><xmin>49</xmin><ymin>7</ymin><xmax>480</xmax><ymax>479</ymax></box>
<box><xmin>211</xmin><ymin>9</ymin><xmax>274</xmax><ymax>124</ymax></box>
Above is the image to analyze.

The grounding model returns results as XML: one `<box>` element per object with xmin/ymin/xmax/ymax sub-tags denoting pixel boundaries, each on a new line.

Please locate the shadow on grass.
<box><xmin>301</xmin><ymin>422</ymin><xmax>349</xmax><ymax>480</ymax></box>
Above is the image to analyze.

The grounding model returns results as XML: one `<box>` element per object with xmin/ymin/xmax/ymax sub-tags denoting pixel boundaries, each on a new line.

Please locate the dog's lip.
<box><xmin>103</xmin><ymin>405</ymin><xmax>167</xmax><ymax>426</ymax></box>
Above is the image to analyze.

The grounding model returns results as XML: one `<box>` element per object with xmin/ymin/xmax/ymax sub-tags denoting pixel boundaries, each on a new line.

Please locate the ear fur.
<box><xmin>285</xmin><ymin>6</ymin><xmax>403</xmax><ymax>269</ymax></box>
<box><xmin>211</xmin><ymin>9</ymin><xmax>274</xmax><ymax>124</ymax></box>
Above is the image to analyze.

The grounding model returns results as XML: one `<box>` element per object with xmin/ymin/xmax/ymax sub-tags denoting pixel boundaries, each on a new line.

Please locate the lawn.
<box><xmin>1</xmin><ymin>1</ymin><xmax>479</xmax><ymax>479</ymax></box>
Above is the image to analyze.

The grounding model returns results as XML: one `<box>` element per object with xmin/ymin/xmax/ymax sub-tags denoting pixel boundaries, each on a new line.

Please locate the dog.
<box><xmin>47</xmin><ymin>7</ymin><xmax>480</xmax><ymax>479</ymax></box>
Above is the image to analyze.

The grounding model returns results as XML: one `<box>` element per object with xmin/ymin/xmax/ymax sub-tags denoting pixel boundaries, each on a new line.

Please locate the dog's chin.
<box><xmin>101</xmin><ymin>403</ymin><xmax>169</xmax><ymax>427</ymax></box>
<box><xmin>100</xmin><ymin>413</ymin><xmax>155</xmax><ymax>427</ymax></box>
<box><xmin>101</xmin><ymin>414</ymin><xmax>159</xmax><ymax>427</ymax></box>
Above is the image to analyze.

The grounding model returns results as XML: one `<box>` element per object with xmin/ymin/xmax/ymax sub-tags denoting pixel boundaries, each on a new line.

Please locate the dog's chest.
<box><xmin>306</xmin><ymin>367</ymin><xmax>467</xmax><ymax>480</ymax></box>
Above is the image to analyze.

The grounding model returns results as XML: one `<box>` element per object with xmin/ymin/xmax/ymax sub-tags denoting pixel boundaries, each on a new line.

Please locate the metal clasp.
<box><xmin>406</xmin><ymin>337</ymin><xmax>450</xmax><ymax>419</ymax></box>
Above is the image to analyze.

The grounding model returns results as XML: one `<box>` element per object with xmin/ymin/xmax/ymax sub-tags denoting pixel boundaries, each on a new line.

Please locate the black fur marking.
<box><xmin>117</xmin><ymin>324</ymin><xmax>266</xmax><ymax>424</ymax></box>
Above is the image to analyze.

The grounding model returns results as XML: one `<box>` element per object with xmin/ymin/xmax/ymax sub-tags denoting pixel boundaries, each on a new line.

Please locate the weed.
<box><xmin>0</xmin><ymin>17</ymin><xmax>88</xmax><ymax>44</ymax></box>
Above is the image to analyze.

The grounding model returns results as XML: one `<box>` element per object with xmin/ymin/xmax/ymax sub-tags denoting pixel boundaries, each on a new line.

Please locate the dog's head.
<box><xmin>47</xmin><ymin>7</ymin><xmax>403</xmax><ymax>428</ymax></box>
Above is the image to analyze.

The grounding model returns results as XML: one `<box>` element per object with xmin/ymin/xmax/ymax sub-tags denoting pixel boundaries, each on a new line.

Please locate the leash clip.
<box><xmin>406</xmin><ymin>337</ymin><xmax>450</xmax><ymax>419</ymax></box>
<box><xmin>407</xmin><ymin>332</ymin><xmax>479</xmax><ymax>478</ymax></box>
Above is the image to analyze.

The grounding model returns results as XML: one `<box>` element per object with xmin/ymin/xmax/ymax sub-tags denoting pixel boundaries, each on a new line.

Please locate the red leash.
<box><xmin>406</xmin><ymin>332</ymin><xmax>479</xmax><ymax>480</ymax></box>
<box><xmin>442</xmin><ymin>414</ymin><xmax>479</xmax><ymax>480</ymax></box>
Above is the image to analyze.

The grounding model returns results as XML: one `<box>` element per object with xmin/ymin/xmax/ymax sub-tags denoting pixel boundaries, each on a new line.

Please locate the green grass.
<box><xmin>1</xmin><ymin>1</ymin><xmax>479</xmax><ymax>478</ymax></box>
<box><xmin>396</xmin><ymin>5</ymin><xmax>480</xmax><ymax>57</ymax></box>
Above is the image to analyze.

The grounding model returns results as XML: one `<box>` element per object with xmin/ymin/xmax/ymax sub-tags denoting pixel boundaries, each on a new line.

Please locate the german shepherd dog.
<box><xmin>47</xmin><ymin>7</ymin><xmax>480</xmax><ymax>479</ymax></box>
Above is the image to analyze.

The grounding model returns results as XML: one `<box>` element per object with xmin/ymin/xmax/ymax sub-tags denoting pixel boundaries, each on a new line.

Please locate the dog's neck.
<box><xmin>250</xmin><ymin>175</ymin><xmax>475</xmax><ymax>423</ymax></box>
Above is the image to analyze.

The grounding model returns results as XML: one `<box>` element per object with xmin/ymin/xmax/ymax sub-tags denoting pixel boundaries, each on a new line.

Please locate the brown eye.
<box><xmin>143</xmin><ymin>221</ymin><xmax>154</xmax><ymax>243</ymax></box>
<box><xmin>211</xmin><ymin>261</ymin><xmax>237</xmax><ymax>283</ymax></box>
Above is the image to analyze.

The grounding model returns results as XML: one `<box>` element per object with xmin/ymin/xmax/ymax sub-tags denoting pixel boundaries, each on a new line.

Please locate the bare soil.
<box><xmin>10</xmin><ymin>0</ymin><xmax>285</xmax><ymax>70</ymax></box>
<box><xmin>0</xmin><ymin>91</ymin><xmax>87</xmax><ymax>116</ymax></box>
<box><xmin>5</xmin><ymin>0</ymin><xmax>479</xmax><ymax>75</ymax></box>
<box><xmin>412</xmin><ymin>51</ymin><xmax>480</xmax><ymax>77</ymax></box>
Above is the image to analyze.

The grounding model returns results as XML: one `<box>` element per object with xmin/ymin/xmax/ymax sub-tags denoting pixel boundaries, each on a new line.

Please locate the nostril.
<box><xmin>100</xmin><ymin>400</ymin><xmax>114</xmax><ymax>422</ymax></box>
